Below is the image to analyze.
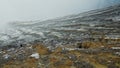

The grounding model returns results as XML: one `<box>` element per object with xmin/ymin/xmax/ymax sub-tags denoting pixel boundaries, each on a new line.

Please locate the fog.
<box><xmin>0</xmin><ymin>0</ymin><xmax>120</xmax><ymax>30</ymax></box>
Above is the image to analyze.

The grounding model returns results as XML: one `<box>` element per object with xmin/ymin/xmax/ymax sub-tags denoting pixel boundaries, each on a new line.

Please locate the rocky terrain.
<box><xmin>0</xmin><ymin>4</ymin><xmax>120</xmax><ymax>68</ymax></box>
<box><xmin>0</xmin><ymin>40</ymin><xmax>120</xmax><ymax>68</ymax></box>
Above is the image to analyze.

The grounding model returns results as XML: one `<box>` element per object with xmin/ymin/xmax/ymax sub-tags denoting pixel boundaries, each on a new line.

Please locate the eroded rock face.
<box><xmin>0</xmin><ymin>4</ymin><xmax>120</xmax><ymax>48</ymax></box>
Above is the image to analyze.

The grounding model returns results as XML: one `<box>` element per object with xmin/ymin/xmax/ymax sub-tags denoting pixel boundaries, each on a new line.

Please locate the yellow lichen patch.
<box><xmin>111</xmin><ymin>57</ymin><xmax>120</xmax><ymax>63</ymax></box>
<box><xmin>51</xmin><ymin>47</ymin><xmax>67</xmax><ymax>58</ymax></box>
<box><xmin>3</xmin><ymin>65</ymin><xmax>19</xmax><ymax>68</ymax></box>
<box><xmin>50</xmin><ymin>57</ymin><xmax>60</xmax><ymax>63</ymax></box>
<box><xmin>91</xmin><ymin>62</ymin><xmax>107</xmax><ymax>68</ymax></box>
<box><xmin>22</xmin><ymin>58</ymin><xmax>38</xmax><ymax>68</ymax></box>
<box><xmin>54</xmin><ymin>47</ymin><xmax>63</xmax><ymax>53</ymax></box>
<box><xmin>3</xmin><ymin>65</ymin><xmax>11</xmax><ymax>68</ymax></box>
<box><xmin>49</xmin><ymin>54</ymin><xmax>73</xmax><ymax>68</ymax></box>
<box><xmin>33</xmin><ymin>44</ymin><xmax>49</xmax><ymax>55</ymax></box>
<box><xmin>85</xmin><ymin>52</ymin><xmax>120</xmax><ymax>68</ymax></box>
<box><xmin>51</xmin><ymin>53</ymin><xmax>66</xmax><ymax>59</ymax></box>
<box><xmin>3</xmin><ymin>58</ymin><xmax>38</xmax><ymax>68</ymax></box>
<box><xmin>54</xmin><ymin>59</ymin><xmax>73</xmax><ymax>68</ymax></box>
<box><xmin>88</xmin><ymin>59</ymin><xmax>102</xmax><ymax>68</ymax></box>
<box><xmin>87</xmin><ymin>57</ymin><xmax>107</xmax><ymax>68</ymax></box>
<box><xmin>82</xmin><ymin>41</ymin><xmax>105</xmax><ymax>48</ymax></box>
<box><xmin>80</xmin><ymin>52</ymin><xmax>111</xmax><ymax>68</ymax></box>
<box><xmin>105</xmin><ymin>38</ymin><xmax>120</xmax><ymax>43</ymax></box>
<box><xmin>57</xmin><ymin>62</ymin><xmax>73</xmax><ymax>68</ymax></box>
<box><xmin>56</xmin><ymin>65</ymin><xmax>72</xmax><ymax>68</ymax></box>
<box><xmin>25</xmin><ymin>57</ymin><xmax>38</xmax><ymax>63</ymax></box>
<box><xmin>116</xmin><ymin>63</ymin><xmax>120</xmax><ymax>68</ymax></box>
<box><xmin>49</xmin><ymin>65</ymin><xmax>56</xmax><ymax>68</ymax></box>
<box><xmin>68</xmin><ymin>50</ymin><xmax>81</xmax><ymax>58</ymax></box>
<box><xmin>64</xmin><ymin>59</ymin><xmax>73</xmax><ymax>66</ymax></box>
<box><xmin>3</xmin><ymin>61</ymin><xmax>18</xmax><ymax>68</ymax></box>
<box><xmin>97</xmin><ymin>52</ymin><xmax>120</xmax><ymax>63</ymax></box>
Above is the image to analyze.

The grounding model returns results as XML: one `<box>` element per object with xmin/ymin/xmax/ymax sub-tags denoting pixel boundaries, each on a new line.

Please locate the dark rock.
<box><xmin>74</xmin><ymin>61</ymin><xmax>94</xmax><ymax>68</ymax></box>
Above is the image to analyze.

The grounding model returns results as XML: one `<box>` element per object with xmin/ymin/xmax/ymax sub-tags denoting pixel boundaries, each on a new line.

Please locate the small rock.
<box><xmin>7</xmin><ymin>48</ymin><xmax>15</xmax><ymax>52</ymax></box>
<box><xmin>30</xmin><ymin>53</ymin><xmax>39</xmax><ymax>59</ymax></box>
<box><xmin>115</xmin><ymin>52</ymin><xmax>120</xmax><ymax>56</ymax></box>
<box><xmin>3</xmin><ymin>54</ymin><xmax>10</xmax><ymax>59</ymax></box>
<box><xmin>111</xmin><ymin>47</ymin><xmax>120</xmax><ymax>50</ymax></box>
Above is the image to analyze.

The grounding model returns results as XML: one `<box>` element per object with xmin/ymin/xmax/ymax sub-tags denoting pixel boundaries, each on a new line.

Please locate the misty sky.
<box><xmin>0</xmin><ymin>0</ymin><xmax>120</xmax><ymax>27</ymax></box>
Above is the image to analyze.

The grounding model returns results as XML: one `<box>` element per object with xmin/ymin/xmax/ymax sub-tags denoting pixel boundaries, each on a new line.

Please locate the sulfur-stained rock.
<box><xmin>23</xmin><ymin>58</ymin><xmax>38</xmax><ymax>68</ymax></box>
<box><xmin>81</xmin><ymin>41</ymin><xmax>104</xmax><ymax>49</ymax></box>
<box><xmin>33</xmin><ymin>44</ymin><xmax>50</xmax><ymax>55</ymax></box>
<box><xmin>53</xmin><ymin>47</ymin><xmax>63</xmax><ymax>54</ymax></box>
<box><xmin>53</xmin><ymin>62</ymin><xmax>73</xmax><ymax>68</ymax></box>
<box><xmin>50</xmin><ymin>57</ymin><xmax>59</xmax><ymax>63</ymax></box>
<box><xmin>64</xmin><ymin>59</ymin><xmax>73</xmax><ymax>66</ymax></box>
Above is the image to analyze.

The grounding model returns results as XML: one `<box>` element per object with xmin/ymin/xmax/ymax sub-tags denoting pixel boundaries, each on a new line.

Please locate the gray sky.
<box><xmin>0</xmin><ymin>0</ymin><xmax>120</xmax><ymax>29</ymax></box>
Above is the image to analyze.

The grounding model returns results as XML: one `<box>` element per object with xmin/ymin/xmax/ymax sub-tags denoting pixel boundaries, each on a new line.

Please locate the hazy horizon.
<box><xmin>0</xmin><ymin>0</ymin><xmax>120</xmax><ymax>30</ymax></box>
